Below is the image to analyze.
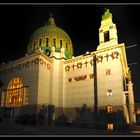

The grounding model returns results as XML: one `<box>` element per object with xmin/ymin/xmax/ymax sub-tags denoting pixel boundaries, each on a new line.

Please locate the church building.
<box><xmin>0</xmin><ymin>9</ymin><xmax>136</xmax><ymax>124</ymax></box>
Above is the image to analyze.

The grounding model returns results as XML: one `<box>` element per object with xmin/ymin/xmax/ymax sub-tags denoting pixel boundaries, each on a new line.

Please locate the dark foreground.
<box><xmin>0</xmin><ymin>120</ymin><xmax>139</xmax><ymax>136</ymax></box>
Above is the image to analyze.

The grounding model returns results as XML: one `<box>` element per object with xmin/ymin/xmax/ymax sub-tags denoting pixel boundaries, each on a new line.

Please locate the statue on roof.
<box><xmin>127</xmin><ymin>68</ymin><xmax>132</xmax><ymax>82</ymax></box>
<box><xmin>102</xmin><ymin>8</ymin><xmax>112</xmax><ymax>20</ymax></box>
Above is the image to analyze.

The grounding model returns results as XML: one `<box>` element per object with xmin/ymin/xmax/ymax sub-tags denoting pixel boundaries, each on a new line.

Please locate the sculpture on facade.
<box><xmin>127</xmin><ymin>68</ymin><xmax>132</xmax><ymax>82</ymax></box>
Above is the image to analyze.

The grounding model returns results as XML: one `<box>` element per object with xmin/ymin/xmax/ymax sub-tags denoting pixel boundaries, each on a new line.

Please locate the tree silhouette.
<box><xmin>55</xmin><ymin>112</ymin><xmax>69</xmax><ymax>126</ymax></box>
<box><xmin>73</xmin><ymin>104</ymin><xmax>94</xmax><ymax>128</ymax></box>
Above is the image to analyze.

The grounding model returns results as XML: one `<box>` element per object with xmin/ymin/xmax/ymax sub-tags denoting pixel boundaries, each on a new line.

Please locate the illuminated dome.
<box><xmin>27</xmin><ymin>14</ymin><xmax>73</xmax><ymax>59</ymax></box>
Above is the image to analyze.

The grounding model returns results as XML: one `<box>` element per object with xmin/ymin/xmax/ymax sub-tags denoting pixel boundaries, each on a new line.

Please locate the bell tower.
<box><xmin>97</xmin><ymin>9</ymin><xmax>118</xmax><ymax>50</ymax></box>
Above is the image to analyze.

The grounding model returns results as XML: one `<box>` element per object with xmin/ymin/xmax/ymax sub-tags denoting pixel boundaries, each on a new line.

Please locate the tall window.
<box><xmin>107</xmin><ymin>105</ymin><xmax>113</xmax><ymax>113</ymax></box>
<box><xmin>39</xmin><ymin>38</ymin><xmax>42</xmax><ymax>47</ymax></box>
<box><xmin>60</xmin><ymin>40</ymin><xmax>62</xmax><ymax>48</ymax></box>
<box><xmin>46</xmin><ymin>38</ymin><xmax>49</xmax><ymax>46</ymax></box>
<box><xmin>53</xmin><ymin>38</ymin><xmax>56</xmax><ymax>47</ymax></box>
<box><xmin>6</xmin><ymin>77</ymin><xmax>29</xmax><ymax>107</ymax></box>
<box><xmin>104</xmin><ymin>31</ymin><xmax>109</xmax><ymax>42</ymax></box>
<box><xmin>66</xmin><ymin>42</ymin><xmax>68</xmax><ymax>50</ymax></box>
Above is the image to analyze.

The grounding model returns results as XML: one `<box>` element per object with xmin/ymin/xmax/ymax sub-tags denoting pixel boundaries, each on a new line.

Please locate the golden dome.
<box><xmin>27</xmin><ymin>14</ymin><xmax>73</xmax><ymax>59</ymax></box>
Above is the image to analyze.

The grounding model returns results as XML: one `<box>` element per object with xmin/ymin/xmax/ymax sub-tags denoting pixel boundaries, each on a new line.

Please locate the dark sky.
<box><xmin>0</xmin><ymin>4</ymin><xmax>140</xmax><ymax>102</ymax></box>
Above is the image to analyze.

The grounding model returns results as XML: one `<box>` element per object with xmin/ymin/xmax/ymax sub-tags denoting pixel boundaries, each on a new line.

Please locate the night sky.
<box><xmin>0</xmin><ymin>4</ymin><xmax>140</xmax><ymax>102</ymax></box>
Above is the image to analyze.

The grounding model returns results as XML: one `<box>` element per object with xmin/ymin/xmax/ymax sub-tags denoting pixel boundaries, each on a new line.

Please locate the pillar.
<box><xmin>127</xmin><ymin>81</ymin><xmax>136</xmax><ymax>124</ymax></box>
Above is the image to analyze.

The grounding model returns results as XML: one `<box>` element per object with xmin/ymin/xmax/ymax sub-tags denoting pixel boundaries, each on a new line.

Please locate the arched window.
<box><xmin>6</xmin><ymin>77</ymin><xmax>29</xmax><ymax>107</ymax></box>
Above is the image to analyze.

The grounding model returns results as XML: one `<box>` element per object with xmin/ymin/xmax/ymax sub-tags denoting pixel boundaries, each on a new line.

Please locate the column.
<box><xmin>127</xmin><ymin>81</ymin><xmax>136</xmax><ymax>124</ymax></box>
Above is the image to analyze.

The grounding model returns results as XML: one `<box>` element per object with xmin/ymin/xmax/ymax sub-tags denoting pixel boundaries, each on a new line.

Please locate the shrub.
<box><xmin>55</xmin><ymin>113</ymin><xmax>69</xmax><ymax>126</ymax></box>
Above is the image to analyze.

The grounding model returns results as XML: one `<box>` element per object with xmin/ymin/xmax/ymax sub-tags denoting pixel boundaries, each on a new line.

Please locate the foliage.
<box><xmin>15</xmin><ymin>104</ymin><xmax>55</xmax><ymax>126</ymax></box>
<box><xmin>72</xmin><ymin>104</ymin><xmax>127</xmax><ymax>130</ymax></box>
<box><xmin>55</xmin><ymin>113</ymin><xmax>69</xmax><ymax>126</ymax></box>
<box><xmin>15</xmin><ymin>114</ymin><xmax>37</xmax><ymax>125</ymax></box>
<box><xmin>94</xmin><ymin>109</ymin><xmax>128</xmax><ymax>130</ymax></box>
<box><xmin>95</xmin><ymin>109</ymin><xmax>126</xmax><ymax>123</ymax></box>
<box><xmin>47</xmin><ymin>104</ymin><xmax>55</xmax><ymax>125</ymax></box>
<box><xmin>73</xmin><ymin>104</ymin><xmax>94</xmax><ymax>128</ymax></box>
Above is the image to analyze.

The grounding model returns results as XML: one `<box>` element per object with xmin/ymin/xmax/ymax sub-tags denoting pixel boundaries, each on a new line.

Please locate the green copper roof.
<box><xmin>102</xmin><ymin>9</ymin><xmax>112</xmax><ymax>20</ymax></box>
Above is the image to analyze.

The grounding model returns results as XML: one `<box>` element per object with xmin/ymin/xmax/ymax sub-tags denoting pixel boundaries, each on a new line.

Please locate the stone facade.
<box><xmin>0</xmin><ymin>10</ymin><xmax>136</xmax><ymax>124</ymax></box>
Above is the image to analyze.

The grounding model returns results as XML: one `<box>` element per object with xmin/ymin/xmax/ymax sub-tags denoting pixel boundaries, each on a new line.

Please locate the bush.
<box><xmin>15</xmin><ymin>114</ymin><xmax>38</xmax><ymax>125</ymax></box>
<box><xmin>55</xmin><ymin>113</ymin><xmax>69</xmax><ymax>126</ymax></box>
<box><xmin>29</xmin><ymin>114</ymin><xmax>38</xmax><ymax>125</ymax></box>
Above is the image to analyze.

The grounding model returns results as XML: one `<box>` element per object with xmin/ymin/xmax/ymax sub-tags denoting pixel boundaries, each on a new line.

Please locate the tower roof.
<box><xmin>102</xmin><ymin>9</ymin><xmax>112</xmax><ymax>20</ymax></box>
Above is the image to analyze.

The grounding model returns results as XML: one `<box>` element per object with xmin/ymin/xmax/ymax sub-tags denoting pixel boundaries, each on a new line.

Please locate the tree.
<box><xmin>47</xmin><ymin>104</ymin><xmax>55</xmax><ymax>125</ymax></box>
<box><xmin>95</xmin><ymin>109</ymin><xmax>127</xmax><ymax>130</ymax></box>
<box><xmin>73</xmin><ymin>104</ymin><xmax>94</xmax><ymax>128</ymax></box>
<box><xmin>38</xmin><ymin>104</ymin><xmax>55</xmax><ymax>126</ymax></box>
<box><xmin>55</xmin><ymin>113</ymin><xmax>69</xmax><ymax>126</ymax></box>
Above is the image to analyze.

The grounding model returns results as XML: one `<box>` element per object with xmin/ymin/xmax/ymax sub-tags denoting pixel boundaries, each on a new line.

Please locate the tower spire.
<box><xmin>102</xmin><ymin>8</ymin><xmax>112</xmax><ymax>20</ymax></box>
<box><xmin>50</xmin><ymin>12</ymin><xmax>53</xmax><ymax>18</ymax></box>
<box><xmin>97</xmin><ymin>9</ymin><xmax>118</xmax><ymax>50</ymax></box>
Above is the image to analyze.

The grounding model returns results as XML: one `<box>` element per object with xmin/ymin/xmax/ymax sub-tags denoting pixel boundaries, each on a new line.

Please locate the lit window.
<box><xmin>137</xmin><ymin>108</ymin><xmax>140</xmax><ymax>115</ymax></box>
<box><xmin>107</xmin><ymin>123</ymin><xmax>113</xmax><ymax>130</ymax></box>
<box><xmin>106</xmin><ymin>69</ymin><xmax>111</xmax><ymax>75</ymax></box>
<box><xmin>104</xmin><ymin>31</ymin><xmax>109</xmax><ymax>42</ymax></box>
<box><xmin>107</xmin><ymin>105</ymin><xmax>113</xmax><ymax>113</ymax></box>
<box><xmin>6</xmin><ymin>77</ymin><xmax>29</xmax><ymax>107</ymax></box>
<box><xmin>46</xmin><ymin>38</ymin><xmax>49</xmax><ymax>46</ymax></box>
<box><xmin>39</xmin><ymin>38</ymin><xmax>42</xmax><ymax>47</ymax></box>
<box><xmin>107</xmin><ymin>89</ymin><xmax>112</xmax><ymax>96</ymax></box>
<box><xmin>60</xmin><ymin>40</ymin><xmax>62</xmax><ymax>48</ymax></box>
<box><xmin>53</xmin><ymin>38</ymin><xmax>56</xmax><ymax>47</ymax></box>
